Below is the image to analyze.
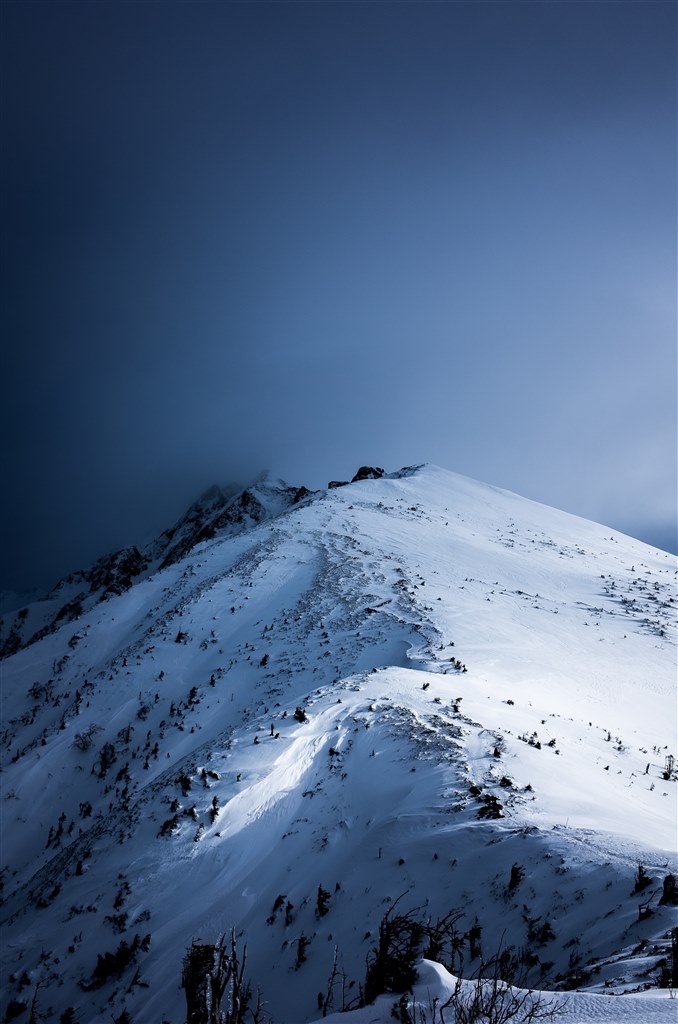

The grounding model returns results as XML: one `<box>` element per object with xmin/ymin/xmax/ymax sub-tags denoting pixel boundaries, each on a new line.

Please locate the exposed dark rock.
<box><xmin>351</xmin><ymin>466</ymin><xmax>385</xmax><ymax>482</ymax></box>
<box><xmin>659</xmin><ymin>873</ymin><xmax>678</xmax><ymax>906</ymax></box>
<box><xmin>0</xmin><ymin>625</ymin><xmax>22</xmax><ymax>660</ymax></box>
<box><xmin>54</xmin><ymin>596</ymin><xmax>85</xmax><ymax>623</ymax></box>
<box><xmin>88</xmin><ymin>547</ymin><xmax>148</xmax><ymax>594</ymax></box>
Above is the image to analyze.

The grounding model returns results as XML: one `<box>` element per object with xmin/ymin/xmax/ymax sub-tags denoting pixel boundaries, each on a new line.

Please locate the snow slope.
<box><xmin>1</xmin><ymin>465</ymin><xmax>676</xmax><ymax>1023</ymax></box>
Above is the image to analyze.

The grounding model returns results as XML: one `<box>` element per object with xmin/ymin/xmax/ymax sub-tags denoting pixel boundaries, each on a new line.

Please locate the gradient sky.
<box><xmin>1</xmin><ymin>0</ymin><xmax>676</xmax><ymax>594</ymax></box>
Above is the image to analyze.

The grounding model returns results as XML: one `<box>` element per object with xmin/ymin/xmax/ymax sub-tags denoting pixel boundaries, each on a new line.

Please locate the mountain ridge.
<box><xmin>1</xmin><ymin>464</ymin><xmax>676</xmax><ymax>1023</ymax></box>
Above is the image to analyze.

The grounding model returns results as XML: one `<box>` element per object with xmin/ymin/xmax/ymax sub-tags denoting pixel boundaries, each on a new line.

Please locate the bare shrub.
<box><xmin>181</xmin><ymin>930</ymin><xmax>263</xmax><ymax>1024</ymax></box>
<box><xmin>440</xmin><ymin>965</ymin><xmax>564</xmax><ymax>1023</ymax></box>
<box><xmin>364</xmin><ymin>897</ymin><xmax>463</xmax><ymax>1004</ymax></box>
<box><xmin>72</xmin><ymin>723</ymin><xmax>102</xmax><ymax>752</ymax></box>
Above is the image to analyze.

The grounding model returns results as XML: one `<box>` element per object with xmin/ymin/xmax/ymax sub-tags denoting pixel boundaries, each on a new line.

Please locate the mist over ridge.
<box><xmin>1</xmin><ymin>0</ymin><xmax>676</xmax><ymax>593</ymax></box>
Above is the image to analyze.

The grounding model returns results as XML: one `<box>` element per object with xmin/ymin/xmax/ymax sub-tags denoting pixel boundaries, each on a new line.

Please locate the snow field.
<box><xmin>1</xmin><ymin>466</ymin><xmax>675</xmax><ymax>1023</ymax></box>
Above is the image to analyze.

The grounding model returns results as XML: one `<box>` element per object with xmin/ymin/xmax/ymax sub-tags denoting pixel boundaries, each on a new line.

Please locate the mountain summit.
<box><xmin>1</xmin><ymin>465</ymin><xmax>676</xmax><ymax>1023</ymax></box>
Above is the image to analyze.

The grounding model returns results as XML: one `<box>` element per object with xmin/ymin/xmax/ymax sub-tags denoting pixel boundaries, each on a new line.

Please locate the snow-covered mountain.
<box><xmin>1</xmin><ymin>464</ymin><xmax>676</xmax><ymax>1024</ymax></box>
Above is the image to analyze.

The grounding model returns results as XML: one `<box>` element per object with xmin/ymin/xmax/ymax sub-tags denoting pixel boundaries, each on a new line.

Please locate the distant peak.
<box><xmin>328</xmin><ymin>464</ymin><xmax>426</xmax><ymax>489</ymax></box>
<box><xmin>250</xmin><ymin>472</ymin><xmax>294</xmax><ymax>492</ymax></box>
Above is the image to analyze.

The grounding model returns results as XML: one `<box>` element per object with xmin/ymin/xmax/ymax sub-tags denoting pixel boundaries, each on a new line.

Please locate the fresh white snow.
<box><xmin>1</xmin><ymin>465</ymin><xmax>676</xmax><ymax>1023</ymax></box>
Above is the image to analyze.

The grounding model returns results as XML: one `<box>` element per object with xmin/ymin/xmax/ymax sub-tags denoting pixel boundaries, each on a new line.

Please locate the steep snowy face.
<box><xmin>0</xmin><ymin>476</ymin><xmax>315</xmax><ymax>658</ymax></box>
<box><xmin>1</xmin><ymin>465</ymin><xmax>676</xmax><ymax>1024</ymax></box>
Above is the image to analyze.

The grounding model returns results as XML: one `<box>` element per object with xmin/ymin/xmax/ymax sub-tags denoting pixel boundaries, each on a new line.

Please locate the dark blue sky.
<box><xmin>1</xmin><ymin>0</ymin><xmax>676</xmax><ymax>594</ymax></box>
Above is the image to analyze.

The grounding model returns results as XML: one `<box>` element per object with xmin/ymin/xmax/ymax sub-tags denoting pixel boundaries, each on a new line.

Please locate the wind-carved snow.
<box><xmin>0</xmin><ymin>465</ymin><xmax>675</xmax><ymax>1023</ymax></box>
